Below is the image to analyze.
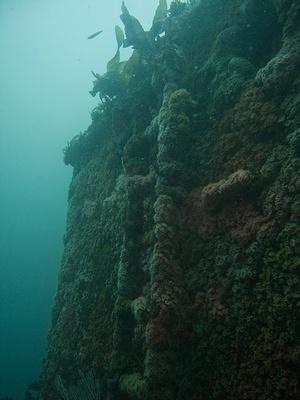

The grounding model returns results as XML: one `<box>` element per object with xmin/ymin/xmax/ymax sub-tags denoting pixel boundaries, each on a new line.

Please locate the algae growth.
<box><xmin>39</xmin><ymin>0</ymin><xmax>300</xmax><ymax>399</ymax></box>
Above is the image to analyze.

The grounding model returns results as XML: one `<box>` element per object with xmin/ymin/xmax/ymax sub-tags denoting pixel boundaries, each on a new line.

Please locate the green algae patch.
<box><xmin>120</xmin><ymin>373</ymin><xmax>146</xmax><ymax>397</ymax></box>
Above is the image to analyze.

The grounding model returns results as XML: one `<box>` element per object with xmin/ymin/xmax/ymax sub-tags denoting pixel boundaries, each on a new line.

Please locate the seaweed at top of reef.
<box><xmin>63</xmin><ymin>1</ymin><xmax>199</xmax><ymax>169</ymax></box>
<box><xmin>89</xmin><ymin>0</ymin><xmax>198</xmax><ymax>104</ymax></box>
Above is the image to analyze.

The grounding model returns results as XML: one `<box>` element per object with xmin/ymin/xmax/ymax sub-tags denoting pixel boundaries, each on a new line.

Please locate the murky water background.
<box><xmin>0</xmin><ymin>1</ymin><xmax>158</xmax><ymax>398</ymax></box>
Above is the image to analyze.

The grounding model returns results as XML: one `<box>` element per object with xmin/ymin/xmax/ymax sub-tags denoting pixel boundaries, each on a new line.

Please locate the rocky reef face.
<box><xmin>40</xmin><ymin>1</ymin><xmax>300</xmax><ymax>399</ymax></box>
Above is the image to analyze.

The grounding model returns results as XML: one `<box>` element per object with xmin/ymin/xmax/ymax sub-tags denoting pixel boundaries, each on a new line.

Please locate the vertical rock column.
<box><xmin>145</xmin><ymin>88</ymin><xmax>193</xmax><ymax>399</ymax></box>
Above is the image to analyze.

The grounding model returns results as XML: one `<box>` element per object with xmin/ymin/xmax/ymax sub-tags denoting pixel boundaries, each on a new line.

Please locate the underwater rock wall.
<box><xmin>40</xmin><ymin>1</ymin><xmax>300</xmax><ymax>399</ymax></box>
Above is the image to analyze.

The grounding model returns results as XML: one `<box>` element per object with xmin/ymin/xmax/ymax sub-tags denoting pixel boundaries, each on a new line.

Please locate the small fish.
<box><xmin>88</xmin><ymin>30</ymin><xmax>103</xmax><ymax>40</ymax></box>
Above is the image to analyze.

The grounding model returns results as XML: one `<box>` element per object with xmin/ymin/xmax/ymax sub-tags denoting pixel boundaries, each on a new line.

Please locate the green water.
<box><xmin>0</xmin><ymin>1</ymin><xmax>158</xmax><ymax>398</ymax></box>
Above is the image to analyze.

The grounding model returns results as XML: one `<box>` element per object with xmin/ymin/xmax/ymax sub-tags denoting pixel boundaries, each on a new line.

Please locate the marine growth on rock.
<box><xmin>39</xmin><ymin>1</ymin><xmax>300</xmax><ymax>399</ymax></box>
